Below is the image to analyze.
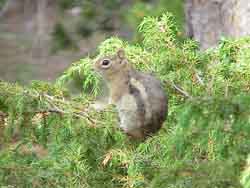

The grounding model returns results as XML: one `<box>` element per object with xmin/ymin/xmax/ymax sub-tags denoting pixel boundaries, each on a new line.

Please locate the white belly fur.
<box><xmin>116</xmin><ymin>94</ymin><xmax>140</xmax><ymax>132</ymax></box>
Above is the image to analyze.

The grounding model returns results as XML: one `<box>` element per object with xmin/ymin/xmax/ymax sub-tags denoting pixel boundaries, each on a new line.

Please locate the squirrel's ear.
<box><xmin>117</xmin><ymin>49</ymin><xmax>125</xmax><ymax>59</ymax></box>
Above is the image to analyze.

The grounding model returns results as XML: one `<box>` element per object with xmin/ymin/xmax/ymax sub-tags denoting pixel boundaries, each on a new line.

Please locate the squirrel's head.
<box><xmin>93</xmin><ymin>49</ymin><xmax>129</xmax><ymax>81</ymax></box>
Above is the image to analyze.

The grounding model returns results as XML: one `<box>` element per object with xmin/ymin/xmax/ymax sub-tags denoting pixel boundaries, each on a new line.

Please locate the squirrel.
<box><xmin>93</xmin><ymin>49</ymin><xmax>168</xmax><ymax>139</ymax></box>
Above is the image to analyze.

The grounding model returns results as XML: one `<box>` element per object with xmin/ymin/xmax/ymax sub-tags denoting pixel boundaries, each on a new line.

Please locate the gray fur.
<box><xmin>128</xmin><ymin>70</ymin><xmax>168</xmax><ymax>137</ymax></box>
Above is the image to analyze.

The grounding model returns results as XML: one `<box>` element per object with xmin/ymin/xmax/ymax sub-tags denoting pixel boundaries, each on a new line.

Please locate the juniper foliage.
<box><xmin>0</xmin><ymin>13</ymin><xmax>250</xmax><ymax>188</ymax></box>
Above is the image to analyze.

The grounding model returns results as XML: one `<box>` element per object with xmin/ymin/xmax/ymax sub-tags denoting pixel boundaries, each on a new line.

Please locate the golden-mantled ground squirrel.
<box><xmin>93</xmin><ymin>49</ymin><xmax>167</xmax><ymax>139</ymax></box>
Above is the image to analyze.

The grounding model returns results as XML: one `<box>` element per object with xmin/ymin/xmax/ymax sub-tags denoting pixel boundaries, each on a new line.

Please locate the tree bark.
<box><xmin>185</xmin><ymin>0</ymin><xmax>250</xmax><ymax>49</ymax></box>
<box><xmin>31</xmin><ymin>0</ymin><xmax>49</xmax><ymax>59</ymax></box>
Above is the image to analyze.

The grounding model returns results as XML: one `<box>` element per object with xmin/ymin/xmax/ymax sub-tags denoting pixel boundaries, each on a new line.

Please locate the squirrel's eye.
<box><xmin>101</xmin><ymin>59</ymin><xmax>110</xmax><ymax>66</ymax></box>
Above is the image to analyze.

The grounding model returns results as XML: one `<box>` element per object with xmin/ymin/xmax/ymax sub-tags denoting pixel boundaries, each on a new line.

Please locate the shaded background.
<box><xmin>0</xmin><ymin>0</ymin><xmax>184</xmax><ymax>84</ymax></box>
<box><xmin>1</xmin><ymin>0</ymin><xmax>250</xmax><ymax>84</ymax></box>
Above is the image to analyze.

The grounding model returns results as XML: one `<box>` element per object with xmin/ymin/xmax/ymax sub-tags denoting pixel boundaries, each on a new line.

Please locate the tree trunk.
<box><xmin>185</xmin><ymin>0</ymin><xmax>250</xmax><ymax>49</ymax></box>
<box><xmin>31</xmin><ymin>0</ymin><xmax>49</xmax><ymax>59</ymax></box>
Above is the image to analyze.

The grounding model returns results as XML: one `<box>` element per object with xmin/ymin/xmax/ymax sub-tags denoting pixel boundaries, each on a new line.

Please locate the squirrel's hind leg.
<box><xmin>124</xmin><ymin>129</ymin><xmax>145</xmax><ymax>140</ymax></box>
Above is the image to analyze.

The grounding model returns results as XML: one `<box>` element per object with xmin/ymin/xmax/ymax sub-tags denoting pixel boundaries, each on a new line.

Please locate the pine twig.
<box><xmin>23</xmin><ymin>91</ymin><xmax>101</xmax><ymax>128</ymax></box>
<box><xmin>165</xmin><ymin>81</ymin><xmax>191</xmax><ymax>98</ymax></box>
<box><xmin>172</xmin><ymin>83</ymin><xmax>191</xmax><ymax>98</ymax></box>
<box><xmin>194</xmin><ymin>72</ymin><xmax>204</xmax><ymax>85</ymax></box>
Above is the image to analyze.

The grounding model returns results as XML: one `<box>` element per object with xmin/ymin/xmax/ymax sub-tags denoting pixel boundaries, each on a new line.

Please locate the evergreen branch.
<box><xmin>41</xmin><ymin>93</ymin><xmax>99</xmax><ymax>127</ymax></box>
<box><xmin>0</xmin><ymin>82</ymin><xmax>102</xmax><ymax>128</ymax></box>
